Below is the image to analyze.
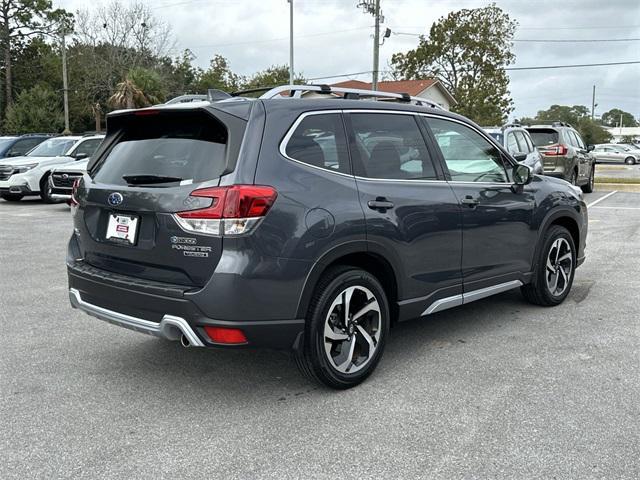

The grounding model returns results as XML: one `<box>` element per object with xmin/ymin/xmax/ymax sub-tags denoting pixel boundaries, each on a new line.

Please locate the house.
<box><xmin>330</xmin><ymin>79</ymin><xmax>457</xmax><ymax>111</ymax></box>
<box><xmin>605</xmin><ymin>126</ymin><xmax>640</xmax><ymax>143</ymax></box>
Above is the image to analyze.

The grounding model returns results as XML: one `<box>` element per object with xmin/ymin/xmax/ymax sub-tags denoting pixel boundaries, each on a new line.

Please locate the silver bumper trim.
<box><xmin>69</xmin><ymin>288</ymin><xmax>204</xmax><ymax>347</ymax></box>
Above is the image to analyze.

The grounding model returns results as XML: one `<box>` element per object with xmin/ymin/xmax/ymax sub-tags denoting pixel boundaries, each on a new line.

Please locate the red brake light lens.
<box><xmin>177</xmin><ymin>185</ymin><xmax>277</xmax><ymax>220</ymax></box>
<box><xmin>174</xmin><ymin>185</ymin><xmax>277</xmax><ymax>236</ymax></box>
<box><xmin>541</xmin><ymin>144</ymin><xmax>568</xmax><ymax>156</ymax></box>
<box><xmin>204</xmin><ymin>326</ymin><xmax>248</xmax><ymax>345</ymax></box>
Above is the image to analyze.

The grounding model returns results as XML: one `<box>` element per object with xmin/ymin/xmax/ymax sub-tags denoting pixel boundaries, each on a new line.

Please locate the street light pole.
<box><xmin>591</xmin><ymin>85</ymin><xmax>596</xmax><ymax>120</ymax></box>
<box><xmin>61</xmin><ymin>31</ymin><xmax>70</xmax><ymax>134</ymax></box>
<box><xmin>288</xmin><ymin>0</ymin><xmax>294</xmax><ymax>85</ymax></box>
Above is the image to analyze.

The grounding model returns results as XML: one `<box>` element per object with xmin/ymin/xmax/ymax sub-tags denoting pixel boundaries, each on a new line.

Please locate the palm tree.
<box><xmin>108</xmin><ymin>78</ymin><xmax>149</xmax><ymax>109</ymax></box>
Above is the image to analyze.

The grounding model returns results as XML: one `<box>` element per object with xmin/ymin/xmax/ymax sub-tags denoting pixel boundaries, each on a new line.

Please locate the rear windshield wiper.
<box><xmin>122</xmin><ymin>174</ymin><xmax>183</xmax><ymax>185</ymax></box>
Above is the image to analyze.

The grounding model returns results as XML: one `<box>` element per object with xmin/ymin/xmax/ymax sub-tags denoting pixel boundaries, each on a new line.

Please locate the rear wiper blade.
<box><xmin>122</xmin><ymin>174</ymin><xmax>183</xmax><ymax>185</ymax></box>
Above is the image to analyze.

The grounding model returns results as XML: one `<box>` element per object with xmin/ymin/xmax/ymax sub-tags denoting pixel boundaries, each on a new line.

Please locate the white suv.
<box><xmin>0</xmin><ymin>134</ymin><xmax>104</xmax><ymax>202</ymax></box>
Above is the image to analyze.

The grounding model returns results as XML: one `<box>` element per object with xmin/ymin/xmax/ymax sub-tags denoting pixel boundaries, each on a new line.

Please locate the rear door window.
<box><xmin>92</xmin><ymin>112</ymin><xmax>228</xmax><ymax>186</ymax></box>
<box><xmin>528</xmin><ymin>129</ymin><xmax>559</xmax><ymax>147</ymax></box>
<box><xmin>348</xmin><ymin>113</ymin><xmax>437</xmax><ymax>180</ymax></box>
<box><xmin>284</xmin><ymin>113</ymin><xmax>350</xmax><ymax>174</ymax></box>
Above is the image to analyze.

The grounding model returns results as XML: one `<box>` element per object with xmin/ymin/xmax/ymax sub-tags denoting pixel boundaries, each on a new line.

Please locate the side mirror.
<box><xmin>587</xmin><ymin>145</ymin><xmax>595</xmax><ymax>152</ymax></box>
<box><xmin>74</xmin><ymin>153</ymin><xmax>89</xmax><ymax>160</ymax></box>
<box><xmin>513</xmin><ymin>164</ymin><xmax>532</xmax><ymax>185</ymax></box>
<box><xmin>513</xmin><ymin>152</ymin><xmax>527</xmax><ymax>162</ymax></box>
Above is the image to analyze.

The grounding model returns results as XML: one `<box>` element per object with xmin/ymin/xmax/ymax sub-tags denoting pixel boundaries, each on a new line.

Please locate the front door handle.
<box><xmin>461</xmin><ymin>195</ymin><xmax>479</xmax><ymax>208</ymax></box>
<box><xmin>367</xmin><ymin>197</ymin><xmax>394</xmax><ymax>212</ymax></box>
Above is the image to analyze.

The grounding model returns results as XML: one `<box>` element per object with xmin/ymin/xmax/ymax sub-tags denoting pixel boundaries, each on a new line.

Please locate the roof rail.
<box><xmin>19</xmin><ymin>133</ymin><xmax>55</xmax><ymax>137</ymax></box>
<box><xmin>258</xmin><ymin>84</ymin><xmax>443</xmax><ymax>109</ymax></box>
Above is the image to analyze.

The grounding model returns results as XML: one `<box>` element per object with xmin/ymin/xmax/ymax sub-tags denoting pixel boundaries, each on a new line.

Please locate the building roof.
<box><xmin>605</xmin><ymin>127</ymin><xmax>640</xmax><ymax>136</ymax></box>
<box><xmin>331</xmin><ymin>79</ymin><xmax>456</xmax><ymax>105</ymax></box>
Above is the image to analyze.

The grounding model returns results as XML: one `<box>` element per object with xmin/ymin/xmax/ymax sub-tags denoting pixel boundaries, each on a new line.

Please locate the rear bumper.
<box><xmin>67</xmin><ymin>260</ymin><xmax>305</xmax><ymax>349</ymax></box>
<box><xmin>69</xmin><ymin>288</ymin><xmax>204</xmax><ymax>346</ymax></box>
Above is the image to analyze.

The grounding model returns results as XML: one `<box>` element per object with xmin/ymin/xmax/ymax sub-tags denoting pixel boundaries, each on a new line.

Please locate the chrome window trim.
<box><xmin>279</xmin><ymin>109</ymin><xmax>520</xmax><ymax>185</ymax></box>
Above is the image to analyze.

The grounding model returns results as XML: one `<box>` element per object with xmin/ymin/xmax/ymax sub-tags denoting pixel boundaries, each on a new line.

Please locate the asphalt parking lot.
<box><xmin>1</xmin><ymin>192</ymin><xmax>639</xmax><ymax>480</ymax></box>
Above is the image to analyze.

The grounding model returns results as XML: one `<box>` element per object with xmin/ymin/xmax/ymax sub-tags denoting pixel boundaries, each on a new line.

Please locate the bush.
<box><xmin>4</xmin><ymin>85</ymin><xmax>64</xmax><ymax>134</ymax></box>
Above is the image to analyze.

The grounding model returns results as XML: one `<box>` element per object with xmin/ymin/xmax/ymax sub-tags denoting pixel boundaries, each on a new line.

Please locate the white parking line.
<box><xmin>587</xmin><ymin>190</ymin><xmax>617</xmax><ymax>208</ymax></box>
<box><xmin>591</xmin><ymin>206</ymin><xmax>640</xmax><ymax>210</ymax></box>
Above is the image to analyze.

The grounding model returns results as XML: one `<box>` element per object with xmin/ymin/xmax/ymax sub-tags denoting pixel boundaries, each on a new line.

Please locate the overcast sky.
<box><xmin>54</xmin><ymin>0</ymin><xmax>640</xmax><ymax>121</ymax></box>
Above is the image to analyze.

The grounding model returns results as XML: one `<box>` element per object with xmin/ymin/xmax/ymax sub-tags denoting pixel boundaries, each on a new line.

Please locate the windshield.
<box><xmin>27</xmin><ymin>138</ymin><xmax>77</xmax><ymax>157</ymax></box>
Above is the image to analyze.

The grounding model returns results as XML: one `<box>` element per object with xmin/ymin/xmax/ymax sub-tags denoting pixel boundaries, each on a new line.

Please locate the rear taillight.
<box><xmin>541</xmin><ymin>144</ymin><xmax>568</xmax><ymax>156</ymax></box>
<box><xmin>174</xmin><ymin>185</ymin><xmax>277</xmax><ymax>236</ymax></box>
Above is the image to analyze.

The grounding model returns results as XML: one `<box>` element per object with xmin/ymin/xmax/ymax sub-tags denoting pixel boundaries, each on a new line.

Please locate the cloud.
<box><xmin>55</xmin><ymin>0</ymin><xmax>640</xmax><ymax>119</ymax></box>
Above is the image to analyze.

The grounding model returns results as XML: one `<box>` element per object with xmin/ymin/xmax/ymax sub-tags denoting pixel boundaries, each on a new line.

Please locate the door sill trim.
<box><xmin>421</xmin><ymin>280</ymin><xmax>523</xmax><ymax>316</ymax></box>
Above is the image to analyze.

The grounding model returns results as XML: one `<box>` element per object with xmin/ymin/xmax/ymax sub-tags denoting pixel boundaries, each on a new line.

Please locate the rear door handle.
<box><xmin>367</xmin><ymin>197</ymin><xmax>394</xmax><ymax>211</ymax></box>
<box><xmin>461</xmin><ymin>195</ymin><xmax>479</xmax><ymax>207</ymax></box>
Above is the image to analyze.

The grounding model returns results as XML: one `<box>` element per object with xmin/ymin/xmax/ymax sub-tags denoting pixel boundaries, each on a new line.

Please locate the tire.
<box><xmin>521</xmin><ymin>225</ymin><xmax>576</xmax><ymax>307</ymax></box>
<box><xmin>625</xmin><ymin>157</ymin><xmax>636</xmax><ymax>165</ymax></box>
<box><xmin>294</xmin><ymin>266</ymin><xmax>390</xmax><ymax>389</ymax></box>
<box><xmin>1</xmin><ymin>193</ymin><xmax>23</xmax><ymax>202</ymax></box>
<box><xmin>40</xmin><ymin>174</ymin><xmax>60</xmax><ymax>203</ymax></box>
<box><xmin>581</xmin><ymin>166</ymin><xmax>595</xmax><ymax>193</ymax></box>
<box><xmin>567</xmin><ymin>169</ymin><xmax>577</xmax><ymax>185</ymax></box>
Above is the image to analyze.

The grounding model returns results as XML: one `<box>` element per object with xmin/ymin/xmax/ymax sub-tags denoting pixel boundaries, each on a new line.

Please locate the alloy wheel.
<box><xmin>323</xmin><ymin>285</ymin><xmax>381</xmax><ymax>374</ymax></box>
<box><xmin>545</xmin><ymin>238</ymin><xmax>573</xmax><ymax>296</ymax></box>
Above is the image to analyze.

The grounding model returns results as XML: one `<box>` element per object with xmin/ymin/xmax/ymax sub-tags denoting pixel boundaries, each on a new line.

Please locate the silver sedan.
<box><xmin>591</xmin><ymin>144</ymin><xmax>640</xmax><ymax>165</ymax></box>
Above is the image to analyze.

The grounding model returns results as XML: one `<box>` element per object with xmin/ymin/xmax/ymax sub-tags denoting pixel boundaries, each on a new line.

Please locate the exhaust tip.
<box><xmin>180</xmin><ymin>334</ymin><xmax>191</xmax><ymax>348</ymax></box>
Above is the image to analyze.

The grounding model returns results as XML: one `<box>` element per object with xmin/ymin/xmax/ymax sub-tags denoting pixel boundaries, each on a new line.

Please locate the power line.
<box><xmin>171</xmin><ymin>26</ymin><xmax>372</xmax><ymax>51</ymax></box>
<box><xmin>506</xmin><ymin>60</ymin><xmax>640</xmax><ymax>71</ymax></box>
<box><xmin>514</xmin><ymin>38</ymin><xmax>640</xmax><ymax>43</ymax></box>
<box><xmin>393</xmin><ymin>31</ymin><xmax>640</xmax><ymax>42</ymax></box>
<box><xmin>307</xmin><ymin>60</ymin><xmax>640</xmax><ymax>80</ymax></box>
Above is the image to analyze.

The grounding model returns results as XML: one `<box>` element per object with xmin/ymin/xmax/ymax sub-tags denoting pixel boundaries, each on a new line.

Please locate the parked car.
<box><xmin>591</xmin><ymin>144</ymin><xmax>640</xmax><ymax>165</ymax></box>
<box><xmin>67</xmin><ymin>85</ymin><xmax>587</xmax><ymax>389</ymax></box>
<box><xmin>0</xmin><ymin>133</ymin><xmax>52</xmax><ymax>159</ymax></box>
<box><xmin>526</xmin><ymin>122</ymin><xmax>595</xmax><ymax>192</ymax></box>
<box><xmin>0</xmin><ymin>134</ymin><xmax>104</xmax><ymax>202</ymax></box>
<box><xmin>483</xmin><ymin>124</ymin><xmax>543</xmax><ymax>174</ymax></box>
<box><xmin>49</xmin><ymin>158</ymin><xmax>92</xmax><ymax>202</ymax></box>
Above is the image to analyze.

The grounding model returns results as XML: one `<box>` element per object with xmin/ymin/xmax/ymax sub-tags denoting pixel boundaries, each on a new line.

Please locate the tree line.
<box><xmin>0</xmin><ymin>1</ymin><xmax>636</xmax><ymax>141</ymax></box>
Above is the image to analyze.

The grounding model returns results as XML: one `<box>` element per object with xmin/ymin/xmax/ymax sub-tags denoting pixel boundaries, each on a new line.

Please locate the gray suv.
<box><xmin>526</xmin><ymin>122</ymin><xmax>595</xmax><ymax>192</ymax></box>
<box><xmin>483</xmin><ymin>124</ymin><xmax>543</xmax><ymax>174</ymax></box>
<box><xmin>67</xmin><ymin>85</ymin><xmax>588</xmax><ymax>389</ymax></box>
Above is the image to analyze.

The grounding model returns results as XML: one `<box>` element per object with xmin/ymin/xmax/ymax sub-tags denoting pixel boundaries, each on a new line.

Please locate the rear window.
<box><xmin>92</xmin><ymin>112</ymin><xmax>227</xmax><ymax>186</ymax></box>
<box><xmin>527</xmin><ymin>129</ymin><xmax>559</xmax><ymax>147</ymax></box>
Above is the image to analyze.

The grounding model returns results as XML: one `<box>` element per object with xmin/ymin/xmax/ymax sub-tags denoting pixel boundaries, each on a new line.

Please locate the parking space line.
<box><xmin>591</xmin><ymin>206</ymin><xmax>640</xmax><ymax>210</ymax></box>
<box><xmin>587</xmin><ymin>190</ymin><xmax>617</xmax><ymax>208</ymax></box>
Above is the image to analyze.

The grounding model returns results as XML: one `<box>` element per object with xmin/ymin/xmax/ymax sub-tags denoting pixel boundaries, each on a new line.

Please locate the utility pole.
<box><xmin>372</xmin><ymin>0</ymin><xmax>380</xmax><ymax>90</ymax></box>
<box><xmin>358</xmin><ymin>0</ymin><xmax>383</xmax><ymax>91</ymax></box>
<box><xmin>591</xmin><ymin>85</ymin><xmax>596</xmax><ymax>120</ymax></box>
<box><xmin>620</xmin><ymin>113</ymin><xmax>624</xmax><ymax>135</ymax></box>
<box><xmin>288</xmin><ymin>0</ymin><xmax>294</xmax><ymax>85</ymax></box>
<box><xmin>61</xmin><ymin>31</ymin><xmax>70</xmax><ymax>134</ymax></box>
